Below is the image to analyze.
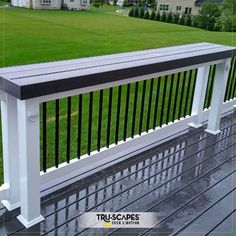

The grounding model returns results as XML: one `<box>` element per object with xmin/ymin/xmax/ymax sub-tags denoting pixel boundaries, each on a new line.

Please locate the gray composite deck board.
<box><xmin>0</xmin><ymin>43</ymin><xmax>219</xmax><ymax>76</ymax></box>
<box><xmin>0</xmin><ymin>44</ymin><xmax>229</xmax><ymax>79</ymax></box>
<box><xmin>0</xmin><ymin>43</ymin><xmax>209</xmax><ymax>74</ymax></box>
<box><xmin>0</xmin><ymin>43</ymin><xmax>235</xmax><ymax>99</ymax></box>
<box><xmin>0</xmin><ymin>111</ymin><xmax>236</xmax><ymax>235</ymax></box>
<box><xmin>208</xmin><ymin>211</ymin><xmax>236</xmax><ymax>236</ymax></box>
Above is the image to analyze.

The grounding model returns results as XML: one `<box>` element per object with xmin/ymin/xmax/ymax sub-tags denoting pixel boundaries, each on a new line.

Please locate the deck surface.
<box><xmin>0</xmin><ymin>111</ymin><xmax>236</xmax><ymax>235</ymax></box>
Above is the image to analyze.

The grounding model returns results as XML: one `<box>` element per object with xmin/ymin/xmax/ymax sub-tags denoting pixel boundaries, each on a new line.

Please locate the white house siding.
<box><xmin>11</xmin><ymin>0</ymin><xmax>20</xmax><ymax>6</ymax></box>
<box><xmin>11</xmin><ymin>0</ymin><xmax>90</xmax><ymax>10</ymax></box>
<box><xmin>157</xmin><ymin>0</ymin><xmax>199</xmax><ymax>15</ymax></box>
<box><xmin>12</xmin><ymin>0</ymin><xmax>31</xmax><ymax>8</ymax></box>
<box><xmin>32</xmin><ymin>0</ymin><xmax>61</xmax><ymax>9</ymax></box>
<box><xmin>66</xmin><ymin>0</ymin><xmax>90</xmax><ymax>10</ymax></box>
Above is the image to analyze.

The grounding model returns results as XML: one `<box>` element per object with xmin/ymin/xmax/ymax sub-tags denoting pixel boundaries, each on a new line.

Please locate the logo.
<box><xmin>102</xmin><ymin>221</ymin><xmax>113</xmax><ymax>228</ymax></box>
<box><xmin>78</xmin><ymin>212</ymin><xmax>158</xmax><ymax>228</ymax></box>
<box><xmin>96</xmin><ymin>213</ymin><xmax>141</xmax><ymax>227</ymax></box>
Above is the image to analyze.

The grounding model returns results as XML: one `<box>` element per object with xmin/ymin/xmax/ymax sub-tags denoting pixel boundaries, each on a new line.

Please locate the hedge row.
<box><xmin>129</xmin><ymin>7</ymin><xmax>220</xmax><ymax>31</ymax></box>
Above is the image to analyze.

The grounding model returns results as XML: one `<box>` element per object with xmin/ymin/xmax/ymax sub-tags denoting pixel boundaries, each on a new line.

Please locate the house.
<box><xmin>157</xmin><ymin>0</ymin><xmax>223</xmax><ymax>15</ymax></box>
<box><xmin>11</xmin><ymin>0</ymin><xmax>90</xmax><ymax>10</ymax></box>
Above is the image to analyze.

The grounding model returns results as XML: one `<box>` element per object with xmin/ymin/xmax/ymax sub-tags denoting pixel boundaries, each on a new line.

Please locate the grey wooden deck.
<box><xmin>1</xmin><ymin>110</ymin><xmax>236</xmax><ymax>236</ymax></box>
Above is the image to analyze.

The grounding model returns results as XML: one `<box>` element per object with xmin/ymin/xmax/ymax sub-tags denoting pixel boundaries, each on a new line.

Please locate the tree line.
<box><xmin>129</xmin><ymin>0</ymin><xmax>236</xmax><ymax>32</ymax></box>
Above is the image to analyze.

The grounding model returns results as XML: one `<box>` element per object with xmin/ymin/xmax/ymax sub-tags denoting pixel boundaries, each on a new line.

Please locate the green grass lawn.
<box><xmin>0</xmin><ymin>6</ymin><xmax>235</xmax><ymax>67</ymax></box>
<box><xmin>0</xmin><ymin>5</ymin><xmax>235</xmax><ymax>183</ymax></box>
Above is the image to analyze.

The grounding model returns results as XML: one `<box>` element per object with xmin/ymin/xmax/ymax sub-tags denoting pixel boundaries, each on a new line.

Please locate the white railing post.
<box><xmin>16</xmin><ymin>99</ymin><xmax>44</xmax><ymax>228</ymax></box>
<box><xmin>189</xmin><ymin>65</ymin><xmax>210</xmax><ymax>128</ymax></box>
<box><xmin>205</xmin><ymin>58</ymin><xmax>231</xmax><ymax>134</ymax></box>
<box><xmin>0</xmin><ymin>92</ymin><xmax>20</xmax><ymax>210</ymax></box>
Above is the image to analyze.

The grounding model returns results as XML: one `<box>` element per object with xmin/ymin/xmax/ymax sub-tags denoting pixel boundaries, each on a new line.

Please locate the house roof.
<box><xmin>195</xmin><ymin>0</ymin><xmax>223</xmax><ymax>6</ymax></box>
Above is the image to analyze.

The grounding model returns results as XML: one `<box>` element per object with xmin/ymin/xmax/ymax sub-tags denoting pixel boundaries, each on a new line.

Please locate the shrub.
<box><xmin>206</xmin><ymin>21</ymin><xmax>215</xmax><ymax>30</ymax></box>
<box><xmin>144</xmin><ymin>11</ymin><xmax>150</xmax><ymax>19</ymax></box>
<box><xmin>138</xmin><ymin>0</ymin><xmax>146</xmax><ymax>7</ymax></box>
<box><xmin>213</xmin><ymin>21</ymin><xmax>222</xmax><ymax>31</ymax></box>
<box><xmin>149</xmin><ymin>10</ymin><xmax>156</xmax><ymax>20</ymax></box>
<box><xmin>128</xmin><ymin>7</ymin><xmax>135</xmax><ymax>17</ymax></box>
<box><xmin>166</xmin><ymin>12</ymin><xmax>173</xmax><ymax>23</ymax></box>
<box><xmin>197</xmin><ymin>0</ymin><xmax>221</xmax><ymax>29</ymax></box>
<box><xmin>134</xmin><ymin>7</ymin><xmax>139</xmax><ymax>17</ymax></box>
<box><xmin>61</xmin><ymin>3</ymin><xmax>69</xmax><ymax>10</ymax></box>
<box><xmin>155</xmin><ymin>11</ymin><xmax>161</xmax><ymax>21</ymax></box>
<box><xmin>161</xmin><ymin>11</ymin><xmax>167</xmax><ymax>22</ymax></box>
<box><xmin>220</xmin><ymin>7</ymin><xmax>236</xmax><ymax>32</ymax></box>
<box><xmin>192</xmin><ymin>16</ymin><xmax>199</xmax><ymax>27</ymax></box>
<box><xmin>185</xmin><ymin>14</ymin><xmax>192</xmax><ymax>26</ymax></box>
<box><xmin>93</xmin><ymin>2</ymin><xmax>101</xmax><ymax>8</ymax></box>
<box><xmin>173</xmin><ymin>13</ymin><xmax>180</xmax><ymax>24</ymax></box>
<box><xmin>232</xmin><ymin>14</ymin><xmax>236</xmax><ymax>31</ymax></box>
<box><xmin>139</xmin><ymin>7</ymin><xmax>145</xmax><ymax>18</ymax></box>
<box><xmin>220</xmin><ymin>0</ymin><xmax>236</xmax><ymax>31</ymax></box>
<box><xmin>149</xmin><ymin>0</ymin><xmax>155</xmax><ymax>9</ymax></box>
<box><xmin>221</xmin><ymin>0</ymin><xmax>236</xmax><ymax>15</ymax></box>
<box><xmin>179</xmin><ymin>14</ymin><xmax>186</xmax><ymax>25</ymax></box>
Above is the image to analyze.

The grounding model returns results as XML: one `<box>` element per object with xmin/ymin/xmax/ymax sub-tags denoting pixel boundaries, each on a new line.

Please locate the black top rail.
<box><xmin>0</xmin><ymin>43</ymin><xmax>235</xmax><ymax>100</ymax></box>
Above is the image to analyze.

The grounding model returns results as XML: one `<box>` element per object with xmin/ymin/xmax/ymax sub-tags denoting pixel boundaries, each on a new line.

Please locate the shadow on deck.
<box><xmin>1</xmin><ymin>111</ymin><xmax>236</xmax><ymax>236</ymax></box>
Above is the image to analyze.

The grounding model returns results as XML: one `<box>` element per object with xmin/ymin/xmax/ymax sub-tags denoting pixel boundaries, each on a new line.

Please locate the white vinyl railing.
<box><xmin>0</xmin><ymin>42</ymin><xmax>235</xmax><ymax>228</ymax></box>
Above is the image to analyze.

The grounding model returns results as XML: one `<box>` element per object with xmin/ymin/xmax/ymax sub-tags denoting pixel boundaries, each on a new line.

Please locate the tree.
<box><xmin>220</xmin><ymin>0</ymin><xmax>236</xmax><ymax>31</ymax></box>
<box><xmin>192</xmin><ymin>15</ymin><xmax>199</xmax><ymax>27</ymax></box>
<box><xmin>166</xmin><ymin>12</ymin><xmax>173</xmax><ymax>23</ymax></box>
<box><xmin>213</xmin><ymin>20</ymin><xmax>222</xmax><ymax>31</ymax></box>
<box><xmin>149</xmin><ymin>0</ymin><xmax>156</xmax><ymax>9</ymax></box>
<box><xmin>221</xmin><ymin>0</ymin><xmax>236</xmax><ymax>15</ymax></box>
<box><xmin>138</xmin><ymin>0</ymin><xmax>146</xmax><ymax>7</ymax></box>
<box><xmin>144</xmin><ymin>11</ymin><xmax>150</xmax><ymax>19</ymax></box>
<box><xmin>139</xmin><ymin>7</ymin><xmax>145</xmax><ymax>18</ymax></box>
<box><xmin>155</xmin><ymin>11</ymin><xmax>161</xmax><ymax>21</ymax></box>
<box><xmin>179</xmin><ymin>14</ymin><xmax>186</xmax><ymax>25</ymax></box>
<box><xmin>149</xmin><ymin>10</ymin><xmax>156</xmax><ymax>20</ymax></box>
<box><xmin>161</xmin><ymin>11</ymin><xmax>167</xmax><ymax>22</ymax></box>
<box><xmin>93</xmin><ymin>1</ymin><xmax>101</xmax><ymax>8</ymax></box>
<box><xmin>206</xmin><ymin>21</ymin><xmax>215</xmax><ymax>30</ymax></box>
<box><xmin>185</xmin><ymin>14</ymin><xmax>192</xmax><ymax>26</ymax></box>
<box><xmin>61</xmin><ymin>0</ymin><xmax>69</xmax><ymax>10</ymax></box>
<box><xmin>173</xmin><ymin>13</ymin><xmax>180</xmax><ymax>24</ymax></box>
<box><xmin>134</xmin><ymin>7</ymin><xmax>139</xmax><ymax>17</ymax></box>
<box><xmin>129</xmin><ymin>7</ymin><xmax>135</xmax><ymax>17</ymax></box>
<box><xmin>220</xmin><ymin>8</ymin><xmax>233</xmax><ymax>31</ymax></box>
<box><xmin>197</xmin><ymin>0</ymin><xmax>221</xmax><ymax>29</ymax></box>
